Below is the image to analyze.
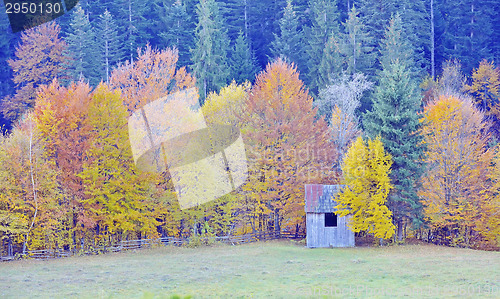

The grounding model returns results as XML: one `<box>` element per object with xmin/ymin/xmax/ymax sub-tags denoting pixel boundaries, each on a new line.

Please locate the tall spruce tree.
<box><xmin>0</xmin><ymin>7</ymin><xmax>15</xmax><ymax>98</ymax></box>
<box><xmin>248</xmin><ymin>0</ymin><xmax>287</xmax><ymax>67</ymax></box>
<box><xmin>158</xmin><ymin>0</ymin><xmax>195</xmax><ymax>68</ymax></box>
<box><xmin>395</xmin><ymin>0</ymin><xmax>430</xmax><ymax>77</ymax></box>
<box><xmin>437</xmin><ymin>0</ymin><xmax>494</xmax><ymax>74</ymax></box>
<box><xmin>305</xmin><ymin>0</ymin><xmax>342</xmax><ymax>95</ymax></box>
<box><xmin>356</xmin><ymin>0</ymin><xmax>429</xmax><ymax>77</ymax></box>
<box><xmin>224</xmin><ymin>0</ymin><xmax>250</xmax><ymax>43</ymax></box>
<box><xmin>493</xmin><ymin>0</ymin><xmax>500</xmax><ymax>63</ymax></box>
<box><xmin>96</xmin><ymin>9</ymin><xmax>123</xmax><ymax>84</ymax></box>
<box><xmin>340</xmin><ymin>6</ymin><xmax>375</xmax><ymax>75</ymax></box>
<box><xmin>271</xmin><ymin>0</ymin><xmax>305</xmax><ymax>74</ymax></box>
<box><xmin>0</xmin><ymin>6</ymin><xmax>16</xmax><ymax>132</ymax></box>
<box><xmin>191</xmin><ymin>0</ymin><xmax>231</xmax><ymax>102</ymax></box>
<box><xmin>378</xmin><ymin>14</ymin><xmax>415</xmax><ymax>75</ymax></box>
<box><xmin>117</xmin><ymin>0</ymin><xmax>149</xmax><ymax>63</ymax></box>
<box><xmin>356</xmin><ymin>0</ymin><xmax>394</xmax><ymax>45</ymax></box>
<box><xmin>65</xmin><ymin>5</ymin><xmax>99</xmax><ymax>86</ymax></box>
<box><xmin>363</xmin><ymin>16</ymin><xmax>425</xmax><ymax>240</ymax></box>
<box><xmin>230</xmin><ymin>31</ymin><xmax>259</xmax><ymax>83</ymax></box>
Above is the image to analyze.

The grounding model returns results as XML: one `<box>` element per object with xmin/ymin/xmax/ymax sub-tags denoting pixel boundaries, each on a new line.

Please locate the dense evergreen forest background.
<box><xmin>1</xmin><ymin>0</ymin><xmax>499</xmax><ymax>130</ymax></box>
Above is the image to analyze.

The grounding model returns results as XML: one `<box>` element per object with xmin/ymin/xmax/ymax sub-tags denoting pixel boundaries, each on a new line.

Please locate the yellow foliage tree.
<box><xmin>336</xmin><ymin>136</ymin><xmax>395</xmax><ymax>240</ymax></box>
<box><xmin>482</xmin><ymin>149</ymin><xmax>500</xmax><ymax>248</ymax></box>
<box><xmin>464</xmin><ymin>60</ymin><xmax>500</xmax><ymax>137</ymax></box>
<box><xmin>202</xmin><ymin>80</ymin><xmax>250</xmax><ymax>127</ymax></box>
<box><xmin>465</xmin><ymin>60</ymin><xmax>500</xmax><ymax>117</ymax></box>
<box><xmin>0</xmin><ymin>116</ymin><xmax>63</xmax><ymax>254</ymax></box>
<box><xmin>419</xmin><ymin>95</ymin><xmax>494</xmax><ymax>247</ymax></box>
<box><xmin>79</xmin><ymin>84</ymin><xmax>159</xmax><ymax>243</ymax></box>
<box><xmin>195</xmin><ymin>81</ymin><xmax>251</xmax><ymax>236</ymax></box>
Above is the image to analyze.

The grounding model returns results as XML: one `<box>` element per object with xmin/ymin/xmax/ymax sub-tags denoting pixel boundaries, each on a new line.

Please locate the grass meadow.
<box><xmin>0</xmin><ymin>240</ymin><xmax>498</xmax><ymax>298</ymax></box>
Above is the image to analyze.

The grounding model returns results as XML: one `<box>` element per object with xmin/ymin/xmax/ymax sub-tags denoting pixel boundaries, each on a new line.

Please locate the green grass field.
<box><xmin>0</xmin><ymin>240</ymin><xmax>498</xmax><ymax>298</ymax></box>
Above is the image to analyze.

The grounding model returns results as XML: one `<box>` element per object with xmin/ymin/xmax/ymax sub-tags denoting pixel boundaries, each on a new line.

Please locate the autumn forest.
<box><xmin>0</xmin><ymin>0</ymin><xmax>499</xmax><ymax>257</ymax></box>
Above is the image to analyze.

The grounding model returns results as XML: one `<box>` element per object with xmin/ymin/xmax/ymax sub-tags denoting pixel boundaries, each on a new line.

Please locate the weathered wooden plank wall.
<box><xmin>305</xmin><ymin>184</ymin><xmax>355</xmax><ymax>248</ymax></box>
<box><xmin>306</xmin><ymin>213</ymin><xmax>354</xmax><ymax>248</ymax></box>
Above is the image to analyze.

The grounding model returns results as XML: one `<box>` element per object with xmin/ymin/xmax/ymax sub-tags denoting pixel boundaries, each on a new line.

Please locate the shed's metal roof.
<box><xmin>305</xmin><ymin>184</ymin><xmax>342</xmax><ymax>213</ymax></box>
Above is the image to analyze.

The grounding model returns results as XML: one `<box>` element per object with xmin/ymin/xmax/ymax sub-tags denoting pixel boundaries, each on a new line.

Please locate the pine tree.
<box><xmin>64</xmin><ymin>5</ymin><xmax>100</xmax><ymax>86</ymax></box>
<box><xmin>0</xmin><ymin>7</ymin><xmax>15</xmax><ymax>101</ymax></box>
<box><xmin>247</xmin><ymin>0</ymin><xmax>287</xmax><ymax>67</ymax></box>
<box><xmin>378</xmin><ymin>14</ymin><xmax>415</xmax><ymax>75</ymax></box>
<box><xmin>96</xmin><ymin>9</ymin><xmax>123</xmax><ymax>84</ymax></box>
<box><xmin>437</xmin><ymin>0</ymin><xmax>494</xmax><ymax>74</ymax></box>
<box><xmin>340</xmin><ymin>6</ymin><xmax>375</xmax><ymax>75</ymax></box>
<box><xmin>363</xmin><ymin>64</ymin><xmax>425</xmax><ymax>240</ymax></box>
<box><xmin>229</xmin><ymin>31</ymin><xmax>259</xmax><ymax>83</ymax></box>
<box><xmin>270</xmin><ymin>0</ymin><xmax>305</xmax><ymax>74</ymax></box>
<box><xmin>117</xmin><ymin>0</ymin><xmax>149</xmax><ymax>64</ymax></box>
<box><xmin>224</xmin><ymin>0</ymin><xmax>250</xmax><ymax>43</ymax></box>
<box><xmin>363</xmin><ymin>17</ymin><xmax>425</xmax><ymax>240</ymax></box>
<box><xmin>493</xmin><ymin>1</ymin><xmax>500</xmax><ymax>63</ymax></box>
<box><xmin>158</xmin><ymin>0</ymin><xmax>195</xmax><ymax>68</ymax></box>
<box><xmin>305</xmin><ymin>0</ymin><xmax>342</xmax><ymax>95</ymax></box>
<box><xmin>191</xmin><ymin>0</ymin><xmax>231</xmax><ymax>102</ymax></box>
<box><xmin>355</xmin><ymin>0</ymin><xmax>429</xmax><ymax>77</ymax></box>
<box><xmin>356</xmin><ymin>0</ymin><xmax>394</xmax><ymax>45</ymax></box>
<box><xmin>395</xmin><ymin>0</ymin><xmax>430</xmax><ymax>77</ymax></box>
<box><xmin>0</xmin><ymin>6</ymin><xmax>16</xmax><ymax>132</ymax></box>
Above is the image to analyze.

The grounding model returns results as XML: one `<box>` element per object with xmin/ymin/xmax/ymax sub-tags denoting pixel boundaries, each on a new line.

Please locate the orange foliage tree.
<box><xmin>240</xmin><ymin>58</ymin><xmax>338</xmax><ymax>234</ymax></box>
<box><xmin>111</xmin><ymin>45</ymin><xmax>197</xmax><ymax>238</ymax></box>
<box><xmin>34</xmin><ymin>80</ymin><xmax>93</xmax><ymax>249</ymax></box>
<box><xmin>5</xmin><ymin>22</ymin><xmax>67</xmax><ymax>122</ymax></box>
<box><xmin>110</xmin><ymin>45</ymin><xmax>195</xmax><ymax>113</ymax></box>
<box><xmin>419</xmin><ymin>95</ymin><xmax>494</xmax><ymax>247</ymax></box>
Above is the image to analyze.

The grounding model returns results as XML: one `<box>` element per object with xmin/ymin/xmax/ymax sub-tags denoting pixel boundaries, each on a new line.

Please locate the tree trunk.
<box><xmin>430</xmin><ymin>0</ymin><xmax>435</xmax><ymax>79</ymax></box>
<box><xmin>7</xmin><ymin>236</ymin><xmax>12</xmax><ymax>257</ymax></box>
<box><xmin>105</xmin><ymin>39</ymin><xmax>110</xmax><ymax>84</ymax></box>
<box><xmin>24</xmin><ymin>120</ymin><xmax>38</xmax><ymax>255</ymax></box>
<box><xmin>81</xmin><ymin>231</ymin><xmax>85</xmax><ymax>251</ymax></box>
<box><xmin>352</xmin><ymin>30</ymin><xmax>356</xmax><ymax>73</ymax></box>
<box><xmin>470</xmin><ymin>4</ymin><xmax>474</xmax><ymax>40</ymax></box>
<box><xmin>397</xmin><ymin>219</ymin><xmax>404</xmax><ymax>241</ymax></box>
<box><xmin>274</xmin><ymin>209</ymin><xmax>280</xmax><ymax>233</ymax></box>
<box><xmin>129</xmin><ymin>0</ymin><xmax>133</xmax><ymax>64</ymax></box>
<box><xmin>244</xmin><ymin>0</ymin><xmax>248</xmax><ymax>39</ymax></box>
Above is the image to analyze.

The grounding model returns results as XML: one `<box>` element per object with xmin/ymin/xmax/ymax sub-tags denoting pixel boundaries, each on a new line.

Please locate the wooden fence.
<box><xmin>0</xmin><ymin>231</ymin><xmax>305</xmax><ymax>262</ymax></box>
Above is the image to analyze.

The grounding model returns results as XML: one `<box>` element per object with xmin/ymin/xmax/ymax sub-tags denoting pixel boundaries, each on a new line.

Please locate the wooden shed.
<box><xmin>305</xmin><ymin>184</ymin><xmax>354</xmax><ymax>248</ymax></box>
